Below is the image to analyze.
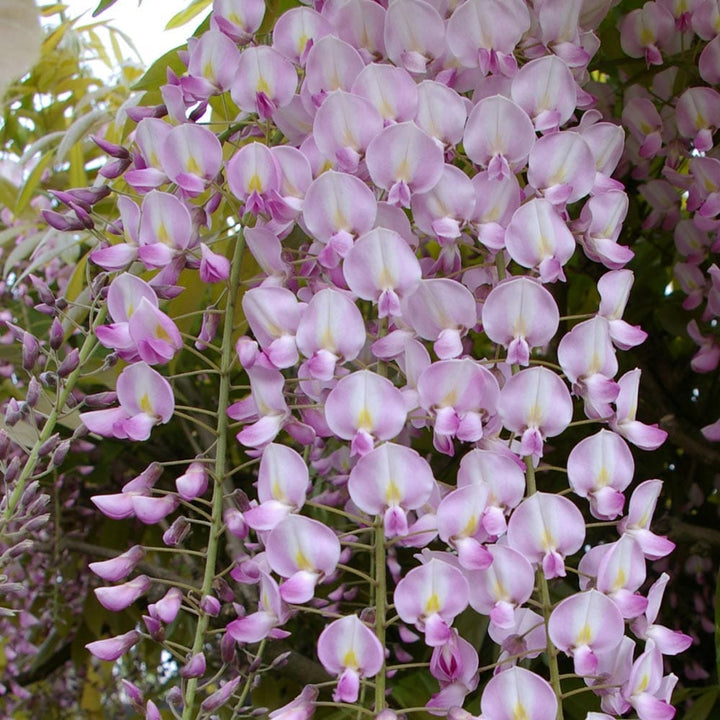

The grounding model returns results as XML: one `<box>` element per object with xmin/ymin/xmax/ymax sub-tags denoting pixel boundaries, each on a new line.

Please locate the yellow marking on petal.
<box><xmin>589</xmin><ymin>352</ymin><xmax>600</xmax><ymax>374</ymax></box>
<box><xmin>541</xmin><ymin>528</ymin><xmax>555</xmax><ymax>551</ymax></box>
<box><xmin>613</xmin><ymin>568</ymin><xmax>627</xmax><ymax>591</ymax></box>
<box><xmin>636</xmin><ymin>672</ymin><xmax>649</xmax><ymax>694</ymax></box>
<box><xmin>321</xmin><ymin>327</ymin><xmax>335</xmax><ymax>352</ymax></box>
<box><xmin>298</xmin><ymin>34</ymin><xmax>309</xmax><ymax>56</ymax></box>
<box><xmin>248</xmin><ymin>174</ymin><xmax>264</xmax><ymax>192</ymax></box>
<box><xmin>157</xmin><ymin>223</ymin><xmax>170</xmax><ymax>245</ymax></box>
<box><xmin>186</xmin><ymin>156</ymin><xmax>202</xmax><ymax>176</ymax></box>
<box><xmin>577</xmin><ymin>623</ymin><xmax>593</xmax><ymax>645</ymax></box>
<box><xmin>385</xmin><ymin>479</ymin><xmax>402</xmax><ymax>505</ymax></box>
<box><xmin>426</xmin><ymin>593</ymin><xmax>441</xmax><ymax>614</ymax></box>
<box><xmin>597</xmin><ymin>465</ymin><xmax>609</xmax><ymax>487</ymax></box>
<box><xmin>203</xmin><ymin>61</ymin><xmax>214</xmax><ymax>80</ymax></box>
<box><xmin>256</xmin><ymin>76</ymin><xmax>271</xmax><ymax>96</ymax></box>
<box><xmin>492</xmin><ymin>580</ymin><xmax>507</xmax><ymax>600</ymax></box>
<box><xmin>396</xmin><ymin>158</ymin><xmax>411</xmax><ymax>182</ymax></box>
<box><xmin>333</xmin><ymin>208</ymin><xmax>348</xmax><ymax>230</ymax></box>
<box><xmin>271</xmin><ymin>480</ymin><xmax>286</xmax><ymax>502</ymax></box>
<box><xmin>295</xmin><ymin>549</ymin><xmax>312</xmax><ymax>571</ymax></box>
<box><xmin>461</xmin><ymin>514</ymin><xmax>478</xmax><ymax>537</ymax></box>
<box><xmin>357</xmin><ymin>406</ymin><xmax>373</xmax><ymax>431</ymax></box>
<box><xmin>229</xmin><ymin>11</ymin><xmax>244</xmax><ymax>25</ymax></box>
<box><xmin>527</xmin><ymin>404</ymin><xmax>542</xmax><ymax>426</ymax></box>
<box><xmin>640</xmin><ymin>27</ymin><xmax>655</xmax><ymax>46</ymax></box>
<box><xmin>513</xmin><ymin>703</ymin><xmax>529</xmax><ymax>720</ymax></box>
<box><xmin>140</xmin><ymin>393</ymin><xmax>153</xmax><ymax>414</ymax></box>
<box><xmin>343</xmin><ymin>649</ymin><xmax>359</xmax><ymax>669</ymax></box>
<box><xmin>380</xmin><ymin>98</ymin><xmax>394</xmax><ymax>119</ymax></box>
<box><xmin>442</xmin><ymin>389</ymin><xmax>457</xmax><ymax>406</ymax></box>
<box><xmin>127</xmin><ymin>303</ymin><xmax>135</xmax><ymax>317</ymax></box>
<box><xmin>156</xmin><ymin>324</ymin><xmax>171</xmax><ymax>342</ymax></box>
<box><xmin>378</xmin><ymin>268</ymin><xmax>394</xmax><ymax>289</ymax></box>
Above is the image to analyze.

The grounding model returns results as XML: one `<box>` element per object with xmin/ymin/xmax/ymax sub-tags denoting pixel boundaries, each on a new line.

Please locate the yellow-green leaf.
<box><xmin>56</xmin><ymin>108</ymin><xmax>108</xmax><ymax>165</ymax></box>
<box><xmin>132</xmin><ymin>46</ymin><xmax>187</xmax><ymax>91</ymax></box>
<box><xmin>68</xmin><ymin>140</ymin><xmax>88</xmax><ymax>187</ymax></box>
<box><xmin>165</xmin><ymin>0</ymin><xmax>211</xmax><ymax>30</ymax></box>
<box><xmin>15</xmin><ymin>152</ymin><xmax>54</xmax><ymax>214</ymax></box>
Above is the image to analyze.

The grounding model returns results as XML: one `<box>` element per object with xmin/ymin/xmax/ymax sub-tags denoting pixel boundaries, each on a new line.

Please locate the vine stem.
<box><xmin>1</xmin><ymin>303</ymin><xmax>107</xmax><ymax>530</ymax></box>
<box><xmin>182</xmin><ymin>230</ymin><xmax>245</xmax><ymax>720</ymax></box>
<box><xmin>525</xmin><ymin>458</ymin><xmax>564</xmax><ymax>720</ymax></box>
<box><xmin>374</xmin><ymin>515</ymin><xmax>387</xmax><ymax>712</ymax></box>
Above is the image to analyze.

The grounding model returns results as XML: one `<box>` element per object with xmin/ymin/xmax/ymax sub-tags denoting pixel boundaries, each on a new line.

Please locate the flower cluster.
<box><xmin>2</xmin><ymin>0</ymin><xmax>704</xmax><ymax>717</ymax></box>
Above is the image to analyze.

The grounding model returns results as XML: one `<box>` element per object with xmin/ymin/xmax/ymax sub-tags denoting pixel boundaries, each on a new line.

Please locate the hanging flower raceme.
<box><xmin>316</xmin><ymin>615</ymin><xmax>384</xmax><ymax>703</ymax></box>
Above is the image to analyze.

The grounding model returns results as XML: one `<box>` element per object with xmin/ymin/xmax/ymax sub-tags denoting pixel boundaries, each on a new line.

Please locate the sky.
<box><xmin>62</xmin><ymin>0</ymin><xmax>206</xmax><ymax>68</ymax></box>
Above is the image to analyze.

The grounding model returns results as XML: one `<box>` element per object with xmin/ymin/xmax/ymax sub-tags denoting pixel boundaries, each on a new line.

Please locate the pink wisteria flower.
<box><xmin>316</xmin><ymin>615</ymin><xmax>384</xmax><ymax>703</ymax></box>
<box><xmin>80</xmin><ymin>362</ymin><xmax>174</xmax><ymax>441</ymax></box>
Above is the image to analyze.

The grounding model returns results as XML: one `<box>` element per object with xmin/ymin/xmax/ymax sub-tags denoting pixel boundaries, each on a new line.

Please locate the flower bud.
<box><xmin>29</xmin><ymin>275</ymin><xmax>55</xmax><ymax>305</ymax></box>
<box><xmin>38</xmin><ymin>433</ymin><xmax>59</xmax><ymax>457</ymax></box>
<box><xmin>95</xmin><ymin>574</ymin><xmax>151</xmax><ymax>612</ymax></box>
<box><xmin>4</xmin><ymin>456</ymin><xmax>21</xmax><ymax>484</ymax></box>
<box><xmin>142</xmin><ymin>614</ymin><xmax>164</xmax><ymax>640</ymax></box>
<box><xmin>49</xmin><ymin>318</ymin><xmax>64</xmax><ymax>350</ymax></box>
<box><xmin>52</xmin><ymin>440</ymin><xmax>71</xmax><ymax>467</ymax></box>
<box><xmin>176</xmin><ymin>462</ymin><xmax>208</xmax><ymax>501</ymax></box>
<box><xmin>179</xmin><ymin>652</ymin><xmax>207</xmax><ymax>678</ymax></box>
<box><xmin>4</xmin><ymin>398</ymin><xmax>24</xmax><ymax>426</ymax></box>
<box><xmin>89</xmin><ymin>546</ymin><xmax>145</xmax><ymax>582</ymax></box>
<box><xmin>213</xmin><ymin>577</ymin><xmax>235</xmax><ymax>603</ymax></box>
<box><xmin>91</xmin><ymin>135</ymin><xmax>130</xmax><ymax>159</ymax></box>
<box><xmin>195</xmin><ymin>310</ymin><xmax>220</xmax><ymax>350</ymax></box>
<box><xmin>99</xmin><ymin>157</ymin><xmax>132</xmax><ymax>179</ymax></box>
<box><xmin>86</xmin><ymin>629</ymin><xmax>140</xmax><ymax>661</ymax></box>
<box><xmin>23</xmin><ymin>513</ymin><xmax>50</xmax><ymax>533</ymax></box>
<box><xmin>223</xmin><ymin>507</ymin><xmax>248</xmax><ymax>539</ymax></box>
<box><xmin>22</xmin><ymin>332</ymin><xmax>39</xmax><ymax>371</ymax></box>
<box><xmin>166</xmin><ymin>686</ymin><xmax>183</xmax><ymax>710</ymax></box>
<box><xmin>200</xmin><ymin>676</ymin><xmax>241</xmax><ymax>713</ymax></box>
<box><xmin>57</xmin><ymin>348</ymin><xmax>80</xmax><ymax>378</ymax></box>
<box><xmin>40</xmin><ymin>371</ymin><xmax>58</xmax><ymax>388</ymax></box>
<box><xmin>200</xmin><ymin>594</ymin><xmax>221</xmax><ymax>616</ymax></box>
<box><xmin>0</xmin><ymin>430</ymin><xmax>10</xmax><ymax>459</ymax></box>
<box><xmin>84</xmin><ymin>391</ymin><xmax>118</xmax><ymax>408</ymax></box>
<box><xmin>146</xmin><ymin>699</ymin><xmax>161</xmax><ymax>720</ymax></box>
<box><xmin>25</xmin><ymin>377</ymin><xmax>40</xmax><ymax>407</ymax></box>
<box><xmin>163</xmin><ymin>516</ymin><xmax>190</xmax><ymax>546</ymax></box>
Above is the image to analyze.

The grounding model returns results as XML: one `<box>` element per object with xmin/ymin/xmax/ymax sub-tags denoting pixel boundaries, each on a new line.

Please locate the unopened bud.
<box><xmin>49</xmin><ymin>318</ymin><xmax>64</xmax><ymax>350</ymax></box>
<box><xmin>91</xmin><ymin>135</ymin><xmax>130</xmax><ymax>159</ymax></box>
<box><xmin>166</xmin><ymin>686</ymin><xmax>183</xmax><ymax>709</ymax></box>
<box><xmin>71</xmin><ymin>424</ymin><xmax>88</xmax><ymax>441</ymax></box>
<box><xmin>57</xmin><ymin>348</ymin><xmax>80</xmax><ymax>378</ymax></box>
<box><xmin>52</xmin><ymin>440</ymin><xmax>71</xmax><ymax>467</ymax></box>
<box><xmin>9</xmin><ymin>539</ymin><xmax>33</xmax><ymax>558</ymax></box>
<box><xmin>55</xmin><ymin>297</ymin><xmax>68</xmax><ymax>311</ymax></box>
<box><xmin>220</xmin><ymin>628</ymin><xmax>236</xmax><ymax>664</ymax></box>
<box><xmin>33</xmin><ymin>303</ymin><xmax>56</xmax><ymax>316</ymax></box>
<box><xmin>4</xmin><ymin>456</ymin><xmax>21</xmax><ymax>483</ymax></box>
<box><xmin>84</xmin><ymin>391</ymin><xmax>118</xmax><ymax>408</ymax></box>
<box><xmin>213</xmin><ymin>577</ymin><xmax>234</xmax><ymax>603</ymax></box>
<box><xmin>29</xmin><ymin>274</ymin><xmax>55</xmax><ymax>305</ymax></box>
<box><xmin>269</xmin><ymin>651</ymin><xmax>291</xmax><ymax>669</ymax></box>
<box><xmin>42</xmin><ymin>209</ymin><xmax>86</xmax><ymax>231</ymax></box>
<box><xmin>5</xmin><ymin>398</ymin><xmax>24</xmax><ymax>426</ymax></box>
<box><xmin>91</xmin><ymin>273</ymin><xmax>108</xmax><ymax>299</ymax></box>
<box><xmin>22</xmin><ymin>332</ymin><xmax>39</xmax><ymax>371</ymax></box>
<box><xmin>163</xmin><ymin>516</ymin><xmax>190</xmax><ymax>547</ymax></box>
<box><xmin>0</xmin><ymin>430</ymin><xmax>10</xmax><ymax>459</ymax></box>
<box><xmin>38</xmin><ymin>433</ymin><xmax>59</xmax><ymax>457</ymax></box>
<box><xmin>101</xmin><ymin>352</ymin><xmax>118</xmax><ymax>370</ymax></box>
<box><xmin>23</xmin><ymin>513</ymin><xmax>50</xmax><ymax>533</ymax></box>
<box><xmin>99</xmin><ymin>157</ymin><xmax>132</xmax><ymax>179</ymax></box>
<box><xmin>20</xmin><ymin>481</ymin><xmax>41</xmax><ymax>507</ymax></box>
<box><xmin>26</xmin><ymin>377</ymin><xmax>40</xmax><ymax>407</ymax></box>
<box><xmin>39</xmin><ymin>371</ymin><xmax>58</xmax><ymax>388</ymax></box>
<box><xmin>200</xmin><ymin>594</ymin><xmax>221</xmax><ymax>616</ymax></box>
<box><xmin>251</xmin><ymin>708</ymin><xmax>269</xmax><ymax>717</ymax></box>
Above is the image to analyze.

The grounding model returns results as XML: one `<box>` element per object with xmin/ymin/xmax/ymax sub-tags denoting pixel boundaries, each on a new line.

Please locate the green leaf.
<box><xmin>92</xmin><ymin>0</ymin><xmax>119</xmax><ymax>16</ymax></box>
<box><xmin>165</xmin><ymin>0</ymin><xmax>211</xmax><ymax>30</ymax></box>
<box><xmin>0</xmin><ymin>178</ymin><xmax>17</xmax><ymax>210</ymax></box>
<box><xmin>15</xmin><ymin>152</ymin><xmax>54</xmax><ymax>215</ymax></box>
<box><xmin>56</xmin><ymin>108</ymin><xmax>109</xmax><ymax>165</ymax></box>
<box><xmin>2</xmin><ymin>230</ymin><xmax>44</xmax><ymax>278</ymax></box>
<box><xmin>131</xmin><ymin>46</ymin><xmax>188</xmax><ymax>91</ymax></box>
<box><xmin>684</xmin><ymin>687</ymin><xmax>719</xmax><ymax>720</ymax></box>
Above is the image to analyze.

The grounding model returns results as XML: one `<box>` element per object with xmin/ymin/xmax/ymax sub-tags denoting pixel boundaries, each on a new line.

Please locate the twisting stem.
<box><xmin>525</xmin><ymin>458</ymin><xmax>564</xmax><ymax>720</ymax></box>
<box><xmin>182</xmin><ymin>230</ymin><xmax>245</xmax><ymax>719</ymax></box>
<box><xmin>373</xmin><ymin>515</ymin><xmax>387</xmax><ymax>712</ymax></box>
